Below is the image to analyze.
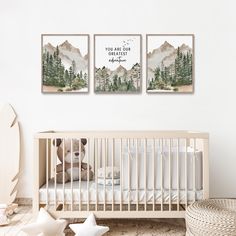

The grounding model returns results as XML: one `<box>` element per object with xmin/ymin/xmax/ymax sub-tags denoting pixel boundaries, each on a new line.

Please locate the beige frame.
<box><xmin>94</xmin><ymin>34</ymin><xmax>142</xmax><ymax>94</ymax></box>
<box><xmin>41</xmin><ymin>34</ymin><xmax>90</xmax><ymax>94</ymax></box>
<box><xmin>146</xmin><ymin>34</ymin><xmax>195</xmax><ymax>94</ymax></box>
<box><xmin>33</xmin><ymin>130</ymin><xmax>209</xmax><ymax>219</ymax></box>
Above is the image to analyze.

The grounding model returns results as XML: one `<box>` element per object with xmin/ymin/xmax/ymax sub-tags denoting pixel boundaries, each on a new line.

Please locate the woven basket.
<box><xmin>186</xmin><ymin>199</ymin><xmax>236</xmax><ymax>236</ymax></box>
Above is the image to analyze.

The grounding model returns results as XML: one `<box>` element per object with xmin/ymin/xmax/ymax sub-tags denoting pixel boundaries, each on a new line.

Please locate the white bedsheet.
<box><xmin>39</xmin><ymin>179</ymin><xmax>203</xmax><ymax>204</ymax></box>
<box><xmin>121</xmin><ymin>147</ymin><xmax>203</xmax><ymax>191</ymax></box>
<box><xmin>96</xmin><ymin>144</ymin><xmax>203</xmax><ymax>191</ymax></box>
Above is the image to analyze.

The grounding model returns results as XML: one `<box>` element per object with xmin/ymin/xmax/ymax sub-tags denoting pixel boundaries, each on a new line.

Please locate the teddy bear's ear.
<box><xmin>53</xmin><ymin>138</ymin><xmax>62</xmax><ymax>147</ymax></box>
<box><xmin>81</xmin><ymin>138</ymin><xmax>87</xmax><ymax>145</ymax></box>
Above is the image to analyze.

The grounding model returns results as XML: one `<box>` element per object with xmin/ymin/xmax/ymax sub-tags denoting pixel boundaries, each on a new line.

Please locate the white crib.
<box><xmin>33</xmin><ymin>131</ymin><xmax>209</xmax><ymax>219</ymax></box>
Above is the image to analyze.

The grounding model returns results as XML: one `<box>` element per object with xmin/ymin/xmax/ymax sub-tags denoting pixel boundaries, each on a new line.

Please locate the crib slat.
<box><xmin>136</xmin><ymin>139</ymin><xmax>138</xmax><ymax>211</ymax></box>
<box><xmin>120</xmin><ymin>139</ymin><xmax>122</xmax><ymax>211</ymax></box>
<box><xmin>87</xmin><ymin>138</ymin><xmax>90</xmax><ymax>211</ymax></box>
<box><xmin>185</xmin><ymin>138</ymin><xmax>188</xmax><ymax>209</ymax></box>
<box><xmin>160</xmin><ymin>139</ymin><xmax>163</xmax><ymax>211</ymax></box>
<box><xmin>144</xmin><ymin>138</ymin><xmax>147</xmax><ymax>211</ymax></box>
<box><xmin>103</xmin><ymin>138</ymin><xmax>107</xmax><ymax>211</ymax></box>
<box><xmin>46</xmin><ymin>139</ymin><xmax>49</xmax><ymax>209</ymax></box>
<box><xmin>62</xmin><ymin>139</ymin><xmax>65</xmax><ymax>210</ymax></box>
<box><xmin>203</xmin><ymin>138</ymin><xmax>209</xmax><ymax>199</ymax></box>
<box><xmin>152</xmin><ymin>139</ymin><xmax>155</xmax><ymax>211</ymax></box>
<box><xmin>169</xmin><ymin>139</ymin><xmax>171</xmax><ymax>211</ymax></box>
<box><xmin>95</xmin><ymin>138</ymin><xmax>98</xmax><ymax>211</ymax></box>
<box><xmin>128</xmin><ymin>139</ymin><xmax>131</xmax><ymax>212</ymax></box>
<box><xmin>54</xmin><ymin>138</ymin><xmax>57</xmax><ymax>210</ymax></box>
<box><xmin>79</xmin><ymin>139</ymin><xmax>81</xmax><ymax>211</ymax></box>
<box><xmin>112</xmin><ymin>138</ymin><xmax>114</xmax><ymax>211</ymax></box>
<box><xmin>177</xmin><ymin>138</ymin><xmax>180</xmax><ymax>211</ymax></box>
<box><xmin>70</xmin><ymin>139</ymin><xmax>73</xmax><ymax>211</ymax></box>
<box><xmin>193</xmin><ymin>138</ymin><xmax>196</xmax><ymax>202</ymax></box>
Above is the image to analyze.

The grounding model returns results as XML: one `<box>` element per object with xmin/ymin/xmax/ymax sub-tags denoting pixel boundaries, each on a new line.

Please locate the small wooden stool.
<box><xmin>186</xmin><ymin>199</ymin><xmax>236</xmax><ymax>236</ymax></box>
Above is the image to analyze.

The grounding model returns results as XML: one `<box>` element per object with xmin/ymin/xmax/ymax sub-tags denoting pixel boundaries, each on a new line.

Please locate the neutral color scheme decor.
<box><xmin>186</xmin><ymin>199</ymin><xmax>236</xmax><ymax>235</ymax></box>
<box><xmin>0</xmin><ymin>204</ymin><xmax>9</xmax><ymax>226</ymax></box>
<box><xmin>0</xmin><ymin>206</ymin><xmax>186</xmax><ymax>236</ymax></box>
<box><xmin>0</xmin><ymin>104</ymin><xmax>20</xmax><ymax>205</ymax></box>
<box><xmin>69</xmin><ymin>213</ymin><xmax>109</xmax><ymax>236</ymax></box>
<box><xmin>41</xmin><ymin>34</ymin><xmax>89</xmax><ymax>93</ymax></box>
<box><xmin>21</xmin><ymin>207</ymin><xmax>67</xmax><ymax>236</ymax></box>
<box><xmin>33</xmin><ymin>130</ymin><xmax>209</xmax><ymax>219</ymax></box>
<box><xmin>94</xmin><ymin>34</ymin><xmax>142</xmax><ymax>93</ymax></box>
<box><xmin>146</xmin><ymin>34</ymin><xmax>194</xmax><ymax>93</ymax></box>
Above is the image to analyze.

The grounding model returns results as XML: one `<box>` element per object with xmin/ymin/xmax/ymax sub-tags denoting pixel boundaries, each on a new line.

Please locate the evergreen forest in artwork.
<box><xmin>42</xmin><ymin>48</ymin><xmax>87</xmax><ymax>92</ymax></box>
<box><xmin>147</xmin><ymin>37</ymin><xmax>193</xmax><ymax>93</ymax></box>
<box><xmin>95</xmin><ymin>63</ymin><xmax>141</xmax><ymax>93</ymax></box>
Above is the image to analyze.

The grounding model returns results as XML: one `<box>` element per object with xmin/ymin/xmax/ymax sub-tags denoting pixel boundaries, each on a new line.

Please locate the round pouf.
<box><xmin>186</xmin><ymin>199</ymin><xmax>236</xmax><ymax>236</ymax></box>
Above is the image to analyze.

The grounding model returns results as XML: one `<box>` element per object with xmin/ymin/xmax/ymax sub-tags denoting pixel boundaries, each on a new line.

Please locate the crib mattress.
<box><xmin>39</xmin><ymin>179</ymin><xmax>203</xmax><ymax>205</ymax></box>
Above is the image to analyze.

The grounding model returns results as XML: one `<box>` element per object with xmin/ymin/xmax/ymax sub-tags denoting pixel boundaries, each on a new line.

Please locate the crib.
<box><xmin>33</xmin><ymin>131</ymin><xmax>209</xmax><ymax>219</ymax></box>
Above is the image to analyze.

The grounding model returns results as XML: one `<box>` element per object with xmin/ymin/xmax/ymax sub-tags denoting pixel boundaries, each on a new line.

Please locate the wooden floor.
<box><xmin>0</xmin><ymin>207</ymin><xmax>34</xmax><ymax>236</ymax></box>
<box><xmin>0</xmin><ymin>206</ymin><xmax>186</xmax><ymax>236</ymax></box>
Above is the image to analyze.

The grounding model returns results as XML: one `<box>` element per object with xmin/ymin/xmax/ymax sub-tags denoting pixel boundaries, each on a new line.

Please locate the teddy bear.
<box><xmin>53</xmin><ymin>138</ymin><xmax>93</xmax><ymax>183</ymax></box>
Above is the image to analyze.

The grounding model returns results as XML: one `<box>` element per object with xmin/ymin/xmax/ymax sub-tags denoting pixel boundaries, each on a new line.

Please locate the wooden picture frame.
<box><xmin>94</xmin><ymin>34</ymin><xmax>142</xmax><ymax>94</ymax></box>
<box><xmin>146</xmin><ymin>34</ymin><xmax>194</xmax><ymax>94</ymax></box>
<box><xmin>41</xmin><ymin>34</ymin><xmax>90</xmax><ymax>94</ymax></box>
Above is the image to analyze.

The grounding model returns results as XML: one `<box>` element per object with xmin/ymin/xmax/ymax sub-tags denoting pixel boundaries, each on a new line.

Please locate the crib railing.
<box><xmin>34</xmin><ymin>131</ymin><xmax>209</xmax><ymax>218</ymax></box>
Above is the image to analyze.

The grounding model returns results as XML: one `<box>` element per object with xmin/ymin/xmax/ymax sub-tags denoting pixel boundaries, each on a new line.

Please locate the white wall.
<box><xmin>0</xmin><ymin>0</ymin><xmax>235</xmax><ymax>198</ymax></box>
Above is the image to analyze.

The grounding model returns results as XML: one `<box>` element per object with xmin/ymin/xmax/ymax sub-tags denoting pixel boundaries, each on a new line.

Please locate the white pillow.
<box><xmin>21</xmin><ymin>208</ymin><xmax>67</xmax><ymax>236</ymax></box>
<box><xmin>69</xmin><ymin>213</ymin><xmax>109</xmax><ymax>236</ymax></box>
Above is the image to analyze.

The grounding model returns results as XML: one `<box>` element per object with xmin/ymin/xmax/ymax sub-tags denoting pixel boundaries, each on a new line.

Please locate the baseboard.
<box><xmin>14</xmin><ymin>198</ymin><xmax>32</xmax><ymax>206</ymax></box>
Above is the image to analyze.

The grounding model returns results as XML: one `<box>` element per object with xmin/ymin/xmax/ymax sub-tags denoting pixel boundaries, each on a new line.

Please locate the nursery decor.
<box><xmin>42</xmin><ymin>34</ymin><xmax>89</xmax><ymax>93</ymax></box>
<box><xmin>186</xmin><ymin>199</ymin><xmax>236</xmax><ymax>235</ymax></box>
<box><xmin>0</xmin><ymin>104</ymin><xmax>20</xmax><ymax>206</ymax></box>
<box><xmin>94</xmin><ymin>34</ymin><xmax>142</xmax><ymax>93</ymax></box>
<box><xmin>97</xmin><ymin>166</ymin><xmax>120</xmax><ymax>185</ymax></box>
<box><xmin>0</xmin><ymin>204</ymin><xmax>9</xmax><ymax>226</ymax></box>
<box><xmin>146</xmin><ymin>34</ymin><xmax>194</xmax><ymax>93</ymax></box>
<box><xmin>34</xmin><ymin>131</ymin><xmax>209</xmax><ymax>219</ymax></box>
<box><xmin>69</xmin><ymin>213</ymin><xmax>109</xmax><ymax>236</ymax></box>
<box><xmin>21</xmin><ymin>208</ymin><xmax>67</xmax><ymax>236</ymax></box>
<box><xmin>53</xmin><ymin>138</ymin><xmax>93</xmax><ymax>183</ymax></box>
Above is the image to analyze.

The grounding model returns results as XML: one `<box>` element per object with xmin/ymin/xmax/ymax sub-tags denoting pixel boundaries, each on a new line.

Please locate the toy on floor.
<box><xmin>54</xmin><ymin>138</ymin><xmax>94</xmax><ymax>183</ymax></box>
<box><xmin>21</xmin><ymin>207</ymin><xmax>67</xmax><ymax>236</ymax></box>
<box><xmin>6</xmin><ymin>203</ymin><xmax>18</xmax><ymax>216</ymax></box>
<box><xmin>69</xmin><ymin>213</ymin><xmax>109</xmax><ymax>236</ymax></box>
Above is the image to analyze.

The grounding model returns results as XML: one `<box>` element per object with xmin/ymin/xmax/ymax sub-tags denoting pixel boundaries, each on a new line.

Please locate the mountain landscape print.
<box><xmin>94</xmin><ymin>35</ymin><xmax>141</xmax><ymax>93</ymax></box>
<box><xmin>42</xmin><ymin>34</ymin><xmax>89</xmax><ymax>93</ymax></box>
<box><xmin>147</xmin><ymin>34</ymin><xmax>194</xmax><ymax>93</ymax></box>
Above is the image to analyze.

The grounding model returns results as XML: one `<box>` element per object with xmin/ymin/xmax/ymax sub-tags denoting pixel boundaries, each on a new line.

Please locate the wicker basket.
<box><xmin>186</xmin><ymin>199</ymin><xmax>236</xmax><ymax>236</ymax></box>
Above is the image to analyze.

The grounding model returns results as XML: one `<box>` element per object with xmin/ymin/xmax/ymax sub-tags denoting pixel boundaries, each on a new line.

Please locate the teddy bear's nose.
<box><xmin>75</xmin><ymin>152</ymin><xmax>80</xmax><ymax>157</ymax></box>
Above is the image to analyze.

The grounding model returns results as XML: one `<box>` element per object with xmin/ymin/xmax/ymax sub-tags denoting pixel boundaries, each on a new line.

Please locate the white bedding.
<box><xmin>40</xmin><ymin>143</ymin><xmax>203</xmax><ymax>204</ymax></box>
<box><xmin>39</xmin><ymin>179</ymin><xmax>203</xmax><ymax>204</ymax></box>
<box><xmin>121</xmin><ymin>146</ymin><xmax>202</xmax><ymax>191</ymax></box>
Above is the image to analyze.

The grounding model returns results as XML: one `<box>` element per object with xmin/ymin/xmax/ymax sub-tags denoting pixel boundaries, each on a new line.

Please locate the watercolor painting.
<box><xmin>42</xmin><ymin>34</ymin><xmax>89</xmax><ymax>93</ymax></box>
<box><xmin>94</xmin><ymin>35</ymin><xmax>141</xmax><ymax>93</ymax></box>
<box><xmin>147</xmin><ymin>34</ymin><xmax>194</xmax><ymax>93</ymax></box>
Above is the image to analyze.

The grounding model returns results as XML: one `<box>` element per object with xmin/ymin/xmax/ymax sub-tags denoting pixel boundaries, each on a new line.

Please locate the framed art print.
<box><xmin>41</xmin><ymin>34</ymin><xmax>89</xmax><ymax>93</ymax></box>
<box><xmin>147</xmin><ymin>34</ymin><xmax>194</xmax><ymax>93</ymax></box>
<box><xmin>94</xmin><ymin>34</ymin><xmax>142</xmax><ymax>93</ymax></box>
